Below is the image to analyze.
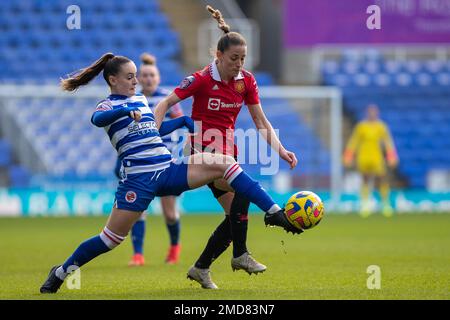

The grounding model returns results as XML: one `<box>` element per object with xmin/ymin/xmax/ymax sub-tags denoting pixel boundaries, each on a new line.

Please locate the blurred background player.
<box><xmin>120</xmin><ymin>53</ymin><xmax>184</xmax><ymax>267</ymax></box>
<box><xmin>153</xmin><ymin>6</ymin><xmax>298</xmax><ymax>289</ymax></box>
<box><xmin>343</xmin><ymin>104</ymin><xmax>399</xmax><ymax>217</ymax></box>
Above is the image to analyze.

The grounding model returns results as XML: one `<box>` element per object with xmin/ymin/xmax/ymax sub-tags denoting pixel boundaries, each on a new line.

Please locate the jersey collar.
<box><xmin>108</xmin><ymin>94</ymin><xmax>129</xmax><ymax>100</ymax></box>
<box><xmin>210</xmin><ymin>60</ymin><xmax>244</xmax><ymax>82</ymax></box>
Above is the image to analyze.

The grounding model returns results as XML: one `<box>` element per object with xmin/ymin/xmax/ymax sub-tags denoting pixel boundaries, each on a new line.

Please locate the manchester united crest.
<box><xmin>234</xmin><ymin>80</ymin><xmax>245</xmax><ymax>93</ymax></box>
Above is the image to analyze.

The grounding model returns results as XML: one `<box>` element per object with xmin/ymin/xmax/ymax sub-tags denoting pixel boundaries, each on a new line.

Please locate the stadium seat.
<box><xmin>9</xmin><ymin>165</ymin><xmax>31</xmax><ymax>188</ymax></box>
<box><xmin>322</xmin><ymin>53</ymin><xmax>450</xmax><ymax>188</ymax></box>
<box><xmin>0</xmin><ymin>140</ymin><xmax>12</xmax><ymax>167</ymax></box>
<box><xmin>0</xmin><ymin>0</ymin><xmax>183</xmax><ymax>89</ymax></box>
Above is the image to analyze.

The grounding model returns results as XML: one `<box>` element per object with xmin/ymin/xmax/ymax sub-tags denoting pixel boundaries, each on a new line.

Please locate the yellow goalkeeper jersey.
<box><xmin>345</xmin><ymin>120</ymin><xmax>397</xmax><ymax>171</ymax></box>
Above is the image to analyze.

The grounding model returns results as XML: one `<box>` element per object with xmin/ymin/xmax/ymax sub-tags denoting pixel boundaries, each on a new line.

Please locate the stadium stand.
<box><xmin>322</xmin><ymin>51</ymin><xmax>450</xmax><ymax>188</ymax></box>
<box><xmin>0</xmin><ymin>0</ymin><xmax>330</xmax><ymax>189</ymax></box>
<box><xmin>0</xmin><ymin>0</ymin><xmax>183</xmax><ymax>85</ymax></box>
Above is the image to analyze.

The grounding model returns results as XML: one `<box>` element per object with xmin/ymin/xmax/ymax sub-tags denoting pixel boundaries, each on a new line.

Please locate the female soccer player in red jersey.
<box><xmin>154</xmin><ymin>6</ymin><xmax>299</xmax><ymax>289</ymax></box>
<box><xmin>40</xmin><ymin>52</ymin><xmax>297</xmax><ymax>294</ymax></box>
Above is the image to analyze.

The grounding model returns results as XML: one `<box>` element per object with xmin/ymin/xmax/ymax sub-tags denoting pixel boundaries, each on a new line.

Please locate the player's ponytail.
<box><xmin>207</xmin><ymin>5</ymin><xmax>230</xmax><ymax>34</ymax></box>
<box><xmin>140</xmin><ymin>52</ymin><xmax>157</xmax><ymax>66</ymax></box>
<box><xmin>206</xmin><ymin>5</ymin><xmax>246</xmax><ymax>52</ymax></box>
<box><xmin>61</xmin><ymin>53</ymin><xmax>131</xmax><ymax>92</ymax></box>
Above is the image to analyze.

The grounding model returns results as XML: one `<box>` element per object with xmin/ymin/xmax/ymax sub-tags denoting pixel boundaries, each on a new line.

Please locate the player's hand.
<box><xmin>343</xmin><ymin>150</ymin><xmax>354</xmax><ymax>168</ymax></box>
<box><xmin>343</xmin><ymin>157</ymin><xmax>353</xmax><ymax>168</ymax></box>
<box><xmin>387</xmin><ymin>150</ymin><xmax>398</xmax><ymax>168</ymax></box>
<box><xmin>387</xmin><ymin>157</ymin><xmax>398</xmax><ymax>168</ymax></box>
<box><xmin>280</xmin><ymin>148</ymin><xmax>298</xmax><ymax>169</ymax></box>
<box><xmin>129</xmin><ymin>109</ymin><xmax>142</xmax><ymax>122</ymax></box>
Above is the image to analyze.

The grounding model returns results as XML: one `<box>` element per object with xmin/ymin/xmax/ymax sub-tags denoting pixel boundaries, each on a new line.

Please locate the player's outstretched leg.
<box><xmin>40</xmin><ymin>226</ymin><xmax>124</xmax><ymax>293</ymax></box>
<box><xmin>188</xmin><ymin>154</ymin><xmax>302</xmax><ymax>235</ymax></box>
<box><xmin>40</xmin><ymin>208</ymin><xmax>141</xmax><ymax>294</ymax></box>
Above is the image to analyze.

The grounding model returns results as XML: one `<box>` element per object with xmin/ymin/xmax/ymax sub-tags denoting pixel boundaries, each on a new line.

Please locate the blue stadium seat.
<box><xmin>322</xmin><ymin>54</ymin><xmax>450</xmax><ymax>188</ymax></box>
<box><xmin>254</xmin><ymin>72</ymin><xmax>274</xmax><ymax>86</ymax></box>
<box><xmin>9</xmin><ymin>165</ymin><xmax>31</xmax><ymax>188</ymax></box>
<box><xmin>0</xmin><ymin>0</ymin><xmax>183</xmax><ymax>91</ymax></box>
<box><xmin>0</xmin><ymin>140</ymin><xmax>12</xmax><ymax>166</ymax></box>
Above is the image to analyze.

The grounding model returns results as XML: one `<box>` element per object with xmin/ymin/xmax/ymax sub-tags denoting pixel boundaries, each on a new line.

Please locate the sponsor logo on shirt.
<box><xmin>128</xmin><ymin>121</ymin><xmax>158</xmax><ymax>135</ymax></box>
<box><xmin>207</xmin><ymin>98</ymin><xmax>221</xmax><ymax>110</ymax></box>
<box><xmin>207</xmin><ymin>98</ymin><xmax>243</xmax><ymax>111</ymax></box>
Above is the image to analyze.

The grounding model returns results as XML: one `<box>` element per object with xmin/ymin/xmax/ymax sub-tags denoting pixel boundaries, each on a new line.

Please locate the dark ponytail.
<box><xmin>61</xmin><ymin>53</ymin><xmax>131</xmax><ymax>91</ymax></box>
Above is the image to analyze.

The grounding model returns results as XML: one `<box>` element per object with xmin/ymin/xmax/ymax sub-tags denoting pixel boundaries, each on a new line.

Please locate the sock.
<box><xmin>361</xmin><ymin>182</ymin><xmax>370</xmax><ymax>208</ymax></box>
<box><xmin>224</xmin><ymin>163</ymin><xmax>280</xmax><ymax>213</ymax></box>
<box><xmin>131</xmin><ymin>218</ymin><xmax>146</xmax><ymax>255</ymax></box>
<box><xmin>56</xmin><ymin>227</ymin><xmax>125</xmax><ymax>280</ymax></box>
<box><xmin>380</xmin><ymin>181</ymin><xmax>391</xmax><ymax>208</ymax></box>
<box><xmin>166</xmin><ymin>219</ymin><xmax>180</xmax><ymax>246</ymax></box>
<box><xmin>195</xmin><ymin>216</ymin><xmax>232</xmax><ymax>269</ymax></box>
<box><xmin>230</xmin><ymin>193</ymin><xmax>250</xmax><ymax>258</ymax></box>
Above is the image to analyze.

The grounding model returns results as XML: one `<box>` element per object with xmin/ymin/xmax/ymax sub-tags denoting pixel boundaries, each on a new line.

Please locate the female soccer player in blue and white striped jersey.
<box><xmin>40</xmin><ymin>53</ymin><xmax>298</xmax><ymax>293</ymax></box>
<box><xmin>123</xmin><ymin>53</ymin><xmax>184</xmax><ymax>266</ymax></box>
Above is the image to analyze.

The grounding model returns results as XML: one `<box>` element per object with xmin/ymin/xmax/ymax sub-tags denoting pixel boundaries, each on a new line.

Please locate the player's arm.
<box><xmin>382</xmin><ymin>124</ymin><xmax>398</xmax><ymax>167</ymax></box>
<box><xmin>153</xmin><ymin>92</ymin><xmax>182</xmax><ymax>128</ymax></box>
<box><xmin>91</xmin><ymin>101</ymin><xmax>142</xmax><ymax>127</ymax></box>
<box><xmin>343</xmin><ymin>124</ymin><xmax>360</xmax><ymax>167</ymax></box>
<box><xmin>154</xmin><ymin>74</ymin><xmax>200</xmax><ymax>128</ymax></box>
<box><xmin>159</xmin><ymin>116</ymin><xmax>195</xmax><ymax>136</ymax></box>
<box><xmin>168</xmin><ymin>102</ymin><xmax>184</xmax><ymax>119</ymax></box>
<box><xmin>247</xmin><ymin>103</ymin><xmax>298</xmax><ymax>169</ymax></box>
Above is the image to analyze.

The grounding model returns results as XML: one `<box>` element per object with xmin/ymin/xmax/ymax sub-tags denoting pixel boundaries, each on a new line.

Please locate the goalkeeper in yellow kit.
<box><xmin>343</xmin><ymin>104</ymin><xmax>398</xmax><ymax>217</ymax></box>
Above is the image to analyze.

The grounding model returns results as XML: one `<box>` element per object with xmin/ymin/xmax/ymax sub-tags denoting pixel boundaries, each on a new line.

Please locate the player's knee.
<box><xmin>99</xmin><ymin>227</ymin><xmax>126</xmax><ymax>250</ymax></box>
<box><xmin>217</xmin><ymin>155</ymin><xmax>236</xmax><ymax>173</ymax></box>
<box><xmin>165</xmin><ymin>212</ymin><xmax>179</xmax><ymax>224</ymax></box>
<box><xmin>207</xmin><ymin>182</ymin><xmax>229</xmax><ymax>199</ymax></box>
<box><xmin>224</xmin><ymin>155</ymin><xmax>236</xmax><ymax>165</ymax></box>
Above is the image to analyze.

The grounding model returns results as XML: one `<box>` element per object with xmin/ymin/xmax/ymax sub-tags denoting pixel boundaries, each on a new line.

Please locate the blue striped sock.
<box><xmin>224</xmin><ymin>164</ymin><xmax>277</xmax><ymax>212</ymax></box>
<box><xmin>131</xmin><ymin>220</ymin><xmax>146</xmax><ymax>254</ymax></box>
<box><xmin>62</xmin><ymin>235</ymin><xmax>110</xmax><ymax>272</ymax></box>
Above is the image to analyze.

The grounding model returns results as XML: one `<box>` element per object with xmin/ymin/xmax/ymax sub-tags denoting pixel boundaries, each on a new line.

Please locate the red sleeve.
<box><xmin>244</xmin><ymin>73</ymin><xmax>260</xmax><ymax>105</ymax></box>
<box><xmin>173</xmin><ymin>72</ymin><xmax>203</xmax><ymax>100</ymax></box>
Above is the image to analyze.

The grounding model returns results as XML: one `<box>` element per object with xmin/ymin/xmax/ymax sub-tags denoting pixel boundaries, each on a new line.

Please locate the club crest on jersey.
<box><xmin>179</xmin><ymin>76</ymin><xmax>195</xmax><ymax>89</ymax></box>
<box><xmin>234</xmin><ymin>80</ymin><xmax>245</xmax><ymax>93</ymax></box>
<box><xmin>125</xmin><ymin>191</ymin><xmax>137</xmax><ymax>203</ymax></box>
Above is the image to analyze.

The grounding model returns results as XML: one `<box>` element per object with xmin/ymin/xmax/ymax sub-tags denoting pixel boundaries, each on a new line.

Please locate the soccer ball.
<box><xmin>284</xmin><ymin>191</ymin><xmax>324</xmax><ymax>231</ymax></box>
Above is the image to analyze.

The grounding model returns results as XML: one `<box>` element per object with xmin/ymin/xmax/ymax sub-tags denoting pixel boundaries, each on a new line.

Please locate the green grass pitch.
<box><xmin>0</xmin><ymin>213</ymin><xmax>449</xmax><ymax>300</ymax></box>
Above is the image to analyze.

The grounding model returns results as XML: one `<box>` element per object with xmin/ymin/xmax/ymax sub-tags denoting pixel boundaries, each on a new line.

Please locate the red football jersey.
<box><xmin>174</xmin><ymin>61</ymin><xmax>260</xmax><ymax>156</ymax></box>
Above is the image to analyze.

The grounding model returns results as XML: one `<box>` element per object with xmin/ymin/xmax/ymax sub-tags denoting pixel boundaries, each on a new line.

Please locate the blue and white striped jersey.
<box><xmin>95</xmin><ymin>93</ymin><xmax>172</xmax><ymax>175</ymax></box>
<box><xmin>145</xmin><ymin>87</ymin><xmax>184</xmax><ymax>152</ymax></box>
